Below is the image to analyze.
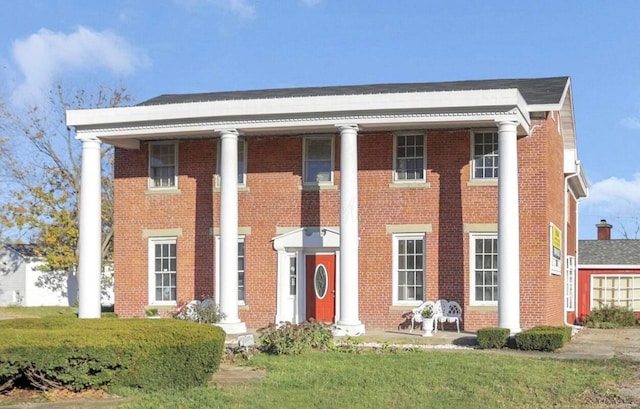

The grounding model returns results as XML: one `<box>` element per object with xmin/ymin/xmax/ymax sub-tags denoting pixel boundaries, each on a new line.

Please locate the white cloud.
<box><xmin>175</xmin><ymin>0</ymin><xmax>255</xmax><ymax>19</ymax></box>
<box><xmin>10</xmin><ymin>26</ymin><xmax>148</xmax><ymax>105</ymax></box>
<box><xmin>622</xmin><ymin>116</ymin><xmax>640</xmax><ymax>130</ymax></box>
<box><xmin>582</xmin><ymin>174</ymin><xmax>640</xmax><ymax>219</ymax></box>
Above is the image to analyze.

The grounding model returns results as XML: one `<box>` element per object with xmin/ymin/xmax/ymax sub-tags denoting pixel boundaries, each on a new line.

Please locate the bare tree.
<box><xmin>0</xmin><ymin>84</ymin><xmax>131</xmax><ymax>294</ymax></box>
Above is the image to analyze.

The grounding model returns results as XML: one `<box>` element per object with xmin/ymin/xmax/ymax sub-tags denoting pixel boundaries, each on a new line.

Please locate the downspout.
<box><xmin>563</xmin><ymin>163</ymin><xmax>585</xmax><ymax>329</ymax></box>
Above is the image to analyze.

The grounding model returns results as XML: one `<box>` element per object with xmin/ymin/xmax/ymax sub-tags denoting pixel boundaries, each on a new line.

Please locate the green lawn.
<box><xmin>114</xmin><ymin>351</ymin><xmax>638</xmax><ymax>409</ymax></box>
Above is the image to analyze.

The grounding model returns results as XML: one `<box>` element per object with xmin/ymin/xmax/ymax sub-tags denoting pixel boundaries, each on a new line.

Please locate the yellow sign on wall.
<box><xmin>550</xmin><ymin>223</ymin><xmax>562</xmax><ymax>275</ymax></box>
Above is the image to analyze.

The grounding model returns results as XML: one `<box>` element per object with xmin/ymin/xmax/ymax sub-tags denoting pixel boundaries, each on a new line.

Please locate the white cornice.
<box><xmin>68</xmin><ymin>88</ymin><xmax>535</xmax><ymax>147</ymax></box>
<box><xmin>578</xmin><ymin>264</ymin><xmax>640</xmax><ymax>270</ymax></box>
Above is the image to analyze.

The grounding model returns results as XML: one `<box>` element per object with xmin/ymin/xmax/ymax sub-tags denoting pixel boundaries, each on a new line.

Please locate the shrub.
<box><xmin>584</xmin><ymin>305</ymin><xmax>638</xmax><ymax>328</ymax></box>
<box><xmin>476</xmin><ymin>327</ymin><xmax>510</xmax><ymax>349</ymax></box>
<box><xmin>173</xmin><ymin>297</ymin><xmax>225</xmax><ymax>324</ymax></box>
<box><xmin>0</xmin><ymin>317</ymin><xmax>225</xmax><ymax>392</ymax></box>
<box><xmin>514</xmin><ymin>326</ymin><xmax>568</xmax><ymax>352</ymax></box>
<box><xmin>258</xmin><ymin>320</ymin><xmax>333</xmax><ymax>355</ymax></box>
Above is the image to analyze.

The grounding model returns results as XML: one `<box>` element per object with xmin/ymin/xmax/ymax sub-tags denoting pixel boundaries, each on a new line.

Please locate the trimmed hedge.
<box><xmin>476</xmin><ymin>327</ymin><xmax>510</xmax><ymax>349</ymax></box>
<box><xmin>514</xmin><ymin>326</ymin><xmax>570</xmax><ymax>352</ymax></box>
<box><xmin>0</xmin><ymin>317</ymin><xmax>225</xmax><ymax>392</ymax></box>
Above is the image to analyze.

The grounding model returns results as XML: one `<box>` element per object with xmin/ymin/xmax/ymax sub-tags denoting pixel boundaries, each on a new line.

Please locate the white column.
<box><xmin>216</xmin><ymin>129</ymin><xmax>246</xmax><ymax>334</ymax></box>
<box><xmin>335</xmin><ymin>124</ymin><xmax>365</xmax><ymax>336</ymax></box>
<box><xmin>78</xmin><ymin>137</ymin><xmax>102</xmax><ymax>319</ymax></box>
<box><xmin>497</xmin><ymin>121</ymin><xmax>521</xmax><ymax>334</ymax></box>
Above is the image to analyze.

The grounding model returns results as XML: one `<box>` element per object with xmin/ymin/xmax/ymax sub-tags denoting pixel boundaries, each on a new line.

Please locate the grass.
<box><xmin>112</xmin><ymin>351</ymin><xmax>639</xmax><ymax>409</ymax></box>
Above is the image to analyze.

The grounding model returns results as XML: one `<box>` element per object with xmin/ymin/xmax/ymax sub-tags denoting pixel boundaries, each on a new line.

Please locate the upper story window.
<box><xmin>392</xmin><ymin>234</ymin><xmax>425</xmax><ymax>305</ymax></box>
<box><xmin>394</xmin><ymin>133</ymin><xmax>426</xmax><ymax>182</ymax></box>
<box><xmin>149</xmin><ymin>142</ymin><xmax>177</xmax><ymax>188</ymax></box>
<box><xmin>303</xmin><ymin>137</ymin><xmax>334</xmax><ymax>185</ymax></box>
<box><xmin>472</xmin><ymin>131</ymin><xmax>498</xmax><ymax>179</ymax></box>
<box><xmin>470</xmin><ymin>234</ymin><xmax>498</xmax><ymax>306</ymax></box>
<box><xmin>216</xmin><ymin>138</ymin><xmax>247</xmax><ymax>187</ymax></box>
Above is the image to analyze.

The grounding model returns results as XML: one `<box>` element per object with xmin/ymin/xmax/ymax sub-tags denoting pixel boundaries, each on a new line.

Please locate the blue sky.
<box><xmin>1</xmin><ymin>0</ymin><xmax>639</xmax><ymax>239</ymax></box>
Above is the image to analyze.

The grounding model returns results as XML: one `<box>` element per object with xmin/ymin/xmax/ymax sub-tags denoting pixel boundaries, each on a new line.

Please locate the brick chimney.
<box><xmin>596</xmin><ymin>219</ymin><xmax>612</xmax><ymax>240</ymax></box>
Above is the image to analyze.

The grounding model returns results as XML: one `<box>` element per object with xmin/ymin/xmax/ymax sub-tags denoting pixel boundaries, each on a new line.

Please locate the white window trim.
<box><xmin>565</xmin><ymin>255</ymin><xmax>576</xmax><ymax>311</ymax></box>
<box><xmin>302</xmin><ymin>136</ymin><xmax>334</xmax><ymax>186</ymax></box>
<box><xmin>469</xmin><ymin>233</ymin><xmax>498</xmax><ymax>307</ymax></box>
<box><xmin>590</xmin><ymin>274</ymin><xmax>640</xmax><ymax>312</ymax></box>
<box><xmin>216</xmin><ymin>138</ymin><xmax>247</xmax><ymax>188</ymax></box>
<box><xmin>470</xmin><ymin>130</ymin><xmax>498</xmax><ymax>180</ymax></box>
<box><xmin>392</xmin><ymin>233</ymin><xmax>426</xmax><ymax>306</ymax></box>
<box><xmin>148</xmin><ymin>237</ymin><xmax>177</xmax><ymax>306</ymax></box>
<box><xmin>148</xmin><ymin>141</ymin><xmax>178</xmax><ymax>189</ymax></box>
<box><xmin>215</xmin><ymin>235</ymin><xmax>246</xmax><ymax>305</ymax></box>
<box><xmin>393</xmin><ymin>132</ymin><xmax>426</xmax><ymax>183</ymax></box>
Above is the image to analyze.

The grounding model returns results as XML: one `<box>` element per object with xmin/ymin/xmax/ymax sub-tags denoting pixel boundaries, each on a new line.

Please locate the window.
<box><xmin>472</xmin><ymin>131</ymin><xmax>498</xmax><ymax>179</ymax></box>
<box><xmin>470</xmin><ymin>234</ymin><xmax>498</xmax><ymax>305</ymax></box>
<box><xmin>289</xmin><ymin>256</ymin><xmax>297</xmax><ymax>296</ymax></box>
<box><xmin>565</xmin><ymin>256</ymin><xmax>576</xmax><ymax>311</ymax></box>
<box><xmin>592</xmin><ymin>275</ymin><xmax>640</xmax><ymax>312</ymax></box>
<box><xmin>149</xmin><ymin>238</ymin><xmax>177</xmax><ymax>304</ymax></box>
<box><xmin>215</xmin><ymin>236</ymin><xmax>246</xmax><ymax>304</ymax></box>
<box><xmin>237</xmin><ymin>239</ymin><xmax>245</xmax><ymax>302</ymax></box>
<box><xmin>394</xmin><ymin>133</ymin><xmax>425</xmax><ymax>182</ymax></box>
<box><xmin>393</xmin><ymin>235</ymin><xmax>425</xmax><ymax>304</ymax></box>
<box><xmin>216</xmin><ymin>138</ymin><xmax>247</xmax><ymax>187</ymax></box>
<box><xmin>149</xmin><ymin>143</ymin><xmax>177</xmax><ymax>188</ymax></box>
<box><xmin>303</xmin><ymin>137</ymin><xmax>333</xmax><ymax>184</ymax></box>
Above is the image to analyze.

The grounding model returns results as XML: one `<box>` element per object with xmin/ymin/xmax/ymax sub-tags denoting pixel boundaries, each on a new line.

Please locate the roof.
<box><xmin>578</xmin><ymin>240</ymin><xmax>640</xmax><ymax>265</ymax></box>
<box><xmin>3</xmin><ymin>243</ymin><xmax>39</xmax><ymax>258</ymax></box>
<box><xmin>139</xmin><ymin>76</ymin><xmax>570</xmax><ymax>108</ymax></box>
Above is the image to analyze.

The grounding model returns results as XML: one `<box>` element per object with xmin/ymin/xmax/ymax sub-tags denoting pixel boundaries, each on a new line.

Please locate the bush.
<box><xmin>584</xmin><ymin>305</ymin><xmax>638</xmax><ymax>328</ymax></box>
<box><xmin>0</xmin><ymin>317</ymin><xmax>225</xmax><ymax>392</ymax></box>
<box><xmin>173</xmin><ymin>297</ymin><xmax>225</xmax><ymax>324</ymax></box>
<box><xmin>258</xmin><ymin>320</ymin><xmax>333</xmax><ymax>355</ymax></box>
<box><xmin>476</xmin><ymin>327</ymin><xmax>510</xmax><ymax>349</ymax></box>
<box><xmin>514</xmin><ymin>326</ymin><xmax>568</xmax><ymax>352</ymax></box>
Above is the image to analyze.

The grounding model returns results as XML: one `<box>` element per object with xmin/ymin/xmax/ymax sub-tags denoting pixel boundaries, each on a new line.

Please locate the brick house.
<box><xmin>577</xmin><ymin>220</ymin><xmax>640</xmax><ymax>322</ymax></box>
<box><xmin>66</xmin><ymin>76</ymin><xmax>588</xmax><ymax>335</ymax></box>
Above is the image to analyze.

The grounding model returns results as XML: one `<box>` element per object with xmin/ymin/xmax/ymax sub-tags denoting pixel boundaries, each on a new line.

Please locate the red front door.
<box><xmin>305</xmin><ymin>254</ymin><xmax>336</xmax><ymax>322</ymax></box>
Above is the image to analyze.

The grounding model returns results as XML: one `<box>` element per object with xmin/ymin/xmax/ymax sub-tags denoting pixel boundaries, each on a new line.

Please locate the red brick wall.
<box><xmin>113</xmin><ymin>123</ymin><xmax>570</xmax><ymax>331</ymax></box>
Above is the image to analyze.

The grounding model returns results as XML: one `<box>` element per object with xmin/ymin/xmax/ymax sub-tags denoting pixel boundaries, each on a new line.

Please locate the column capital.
<box><xmin>496</xmin><ymin>120</ymin><xmax>519</xmax><ymax>131</ymax></box>
<box><xmin>77</xmin><ymin>135</ymin><xmax>102</xmax><ymax>145</ymax></box>
<box><xmin>216</xmin><ymin>128</ymin><xmax>239</xmax><ymax>138</ymax></box>
<box><xmin>336</xmin><ymin>124</ymin><xmax>359</xmax><ymax>132</ymax></box>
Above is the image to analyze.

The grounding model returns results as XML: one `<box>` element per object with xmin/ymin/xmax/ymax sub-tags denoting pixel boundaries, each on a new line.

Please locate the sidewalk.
<box><xmin>226</xmin><ymin>326</ymin><xmax>640</xmax><ymax>361</ymax></box>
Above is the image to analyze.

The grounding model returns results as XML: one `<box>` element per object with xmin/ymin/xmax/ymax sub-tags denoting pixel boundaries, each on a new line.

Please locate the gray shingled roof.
<box><xmin>578</xmin><ymin>240</ymin><xmax>640</xmax><ymax>265</ymax></box>
<box><xmin>139</xmin><ymin>76</ymin><xmax>569</xmax><ymax>107</ymax></box>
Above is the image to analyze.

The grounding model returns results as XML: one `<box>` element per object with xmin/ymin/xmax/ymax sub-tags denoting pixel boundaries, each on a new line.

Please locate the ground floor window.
<box><xmin>392</xmin><ymin>234</ymin><xmax>425</xmax><ymax>304</ymax></box>
<box><xmin>215</xmin><ymin>235</ymin><xmax>246</xmax><ymax>304</ymax></box>
<box><xmin>149</xmin><ymin>238</ymin><xmax>177</xmax><ymax>304</ymax></box>
<box><xmin>592</xmin><ymin>275</ymin><xmax>640</xmax><ymax>311</ymax></box>
<box><xmin>470</xmin><ymin>234</ymin><xmax>498</xmax><ymax>306</ymax></box>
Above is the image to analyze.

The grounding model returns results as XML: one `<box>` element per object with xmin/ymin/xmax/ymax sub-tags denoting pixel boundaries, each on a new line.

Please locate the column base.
<box><xmin>333</xmin><ymin>322</ymin><xmax>366</xmax><ymax>337</ymax></box>
<box><xmin>215</xmin><ymin>320</ymin><xmax>247</xmax><ymax>335</ymax></box>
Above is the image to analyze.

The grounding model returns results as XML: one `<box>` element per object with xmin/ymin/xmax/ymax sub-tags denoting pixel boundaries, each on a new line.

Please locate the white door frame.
<box><xmin>272</xmin><ymin>227</ymin><xmax>340</xmax><ymax>325</ymax></box>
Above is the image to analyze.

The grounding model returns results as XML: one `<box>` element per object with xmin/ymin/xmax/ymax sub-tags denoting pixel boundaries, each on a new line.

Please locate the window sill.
<box><xmin>145</xmin><ymin>188</ymin><xmax>181</xmax><ymax>195</ymax></box>
<box><xmin>213</xmin><ymin>186</ymin><xmax>250</xmax><ymax>193</ymax></box>
<box><xmin>298</xmin><ymin>184</ymin><xmax>338</xmax><ymax>191</ymax></box>
<box><xmin>389</xmin><ymin>182</ymin><xmax>430</xmax><ymax>189</ymax></box>
<box><xmin>239</xmin><ymin>304</ymin><xmax>249</xmax><ymax>311</ymax></box>
<box><xmin>467</xmin><ymin>179</ymin><xmax>498</xmax><ymax>187</ymax></box>
<box><xmin>466</xmin><ymin>305</ymin><xmax>498</xmax><ymax>312</ymax></box>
